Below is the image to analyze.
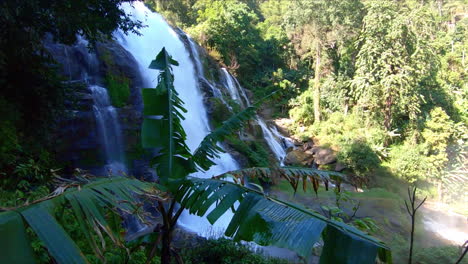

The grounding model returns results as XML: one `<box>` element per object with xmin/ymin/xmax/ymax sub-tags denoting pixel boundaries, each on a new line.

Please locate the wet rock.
<box><xmin>172</xmin><ymin>227</ymin><xmax>206</xmax><ymax>249</ymax></box>
<box><xmin>44</xmin><ymin>35</ymin><xmax>100</xmax><ymax>82</ymax></box>
<box><xmin>229</xmin><ymin>150</ymin><xmax>249</xmax><ymax>168</ymax></box>
<box><xmin>302</xmin><ymin>140</ymin><xmax>315</xmax><ymax>151</ymax></box>
<box><xmin>96</xmin><ymin>40</ymin><xmax>144</xmax><ymax>109</ymax></box>
<box><xmin>272</xmin><ymin>118</ymin><xmax>293</xmax><ymax>135</ymax></box>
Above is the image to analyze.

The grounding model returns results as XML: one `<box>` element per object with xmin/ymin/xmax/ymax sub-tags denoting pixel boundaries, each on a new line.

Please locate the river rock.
<box><xmin>284</xmin><ymin>149</ymin><xmax>314</xmax><ymax>166</ymax></box>
<box><xmin>311</xmin><ymin>147</ymin><xmax>336</xmax><ymax>165</ymax></box>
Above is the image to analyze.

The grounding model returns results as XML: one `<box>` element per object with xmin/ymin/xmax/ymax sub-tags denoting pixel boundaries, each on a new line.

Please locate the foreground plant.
<box><xmin>141</xmin><ymin>48</ymin><xmax>392</xmax><ymax>264</ymax></box>
<box><xmin>0</xmin><ymin>48</ymin><xmax>392</xmax><ymax>264</ymax></box>
<box><xmin>0</xmin><ymin>176</ymin><xmax>156</xmax><ymax>264</ymax></box>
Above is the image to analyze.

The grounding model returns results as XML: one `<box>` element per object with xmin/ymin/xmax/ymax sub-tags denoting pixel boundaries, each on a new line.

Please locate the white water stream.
<box><xmin>219</xmin><ymin>68</ymin><xmax>288</xmax><ymax>163</ymax></box>
<box><xmin>90</xmin><ymin>85</ymin><xmax>127</xmax><ymax>175</ymax></box>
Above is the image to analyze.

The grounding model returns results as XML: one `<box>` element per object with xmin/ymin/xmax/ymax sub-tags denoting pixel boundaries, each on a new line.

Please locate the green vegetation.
<box><xmin>140</xmin><ymin>49</ymin><xmax>390</xmax><ymax>263</ymax></box>
<box><xmin>180</xmin><ymin>238</ymin><xmax>288</xmax><ymax>264</ymax></box>
<box><xmin>0</xmin><ymin>49</ymin><xmax>391</xmax><ymax>264</ymax></box>
<box><xmin>150</xmin><ymin>0</ymin><xmax>466</xmax><ymax>205</ymax></box>
<box><xmin>0</xmin><ymin>0</ymin><xmax>142</xmax><ymax>190</ymax></box>
<box><xmin>1</xmin><ymin>0</ymin><xmax>467</xmax><ymax>263</ymax></box>
<box><xmin>106</xmin><ymin>73</ymin><xmax>131</xmax><ymax>107</ymax></box>
<box><xmin>226</xmin><ymin>135</ymin><xmax>271</xmax><ymax>167</ymax></box>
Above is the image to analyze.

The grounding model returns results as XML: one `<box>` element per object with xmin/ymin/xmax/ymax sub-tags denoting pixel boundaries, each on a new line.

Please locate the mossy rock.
<box><xmin>226</xmin><ymin>135</ymin><xmax>271</xmax><ymax>167</ymax></box>
<box><xmin>209</xmin><ymin>97</ymin><xmax>232</xmax><ymax>127</ymax></box>
<box><xmin>105</xmin><ymin>73</ymin><xmax>130</xmax><ymax>107</ymax></box>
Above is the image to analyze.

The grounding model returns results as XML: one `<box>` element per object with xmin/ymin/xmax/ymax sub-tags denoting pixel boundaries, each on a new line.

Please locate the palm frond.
<box><xmin>193</xmin><ymin>105</ymin><xmax>257</xmax><ymax>170</ymax></box>
<box><xmin>142</xmin><ymin>48</ymin><xmax>195</xmax><ymax>183</ymax></box>
<box><xmin>172</xmin><ymin>176</ymin><xmax>391</xmax><ymax>263</ymax></box>
<box><xmin>0</xmin><ymin>177</ymin><xmax>158</xmax><ymax>264</ymax></box>
<box><xmin>193</xmin><ymin>92</ymin><xmax>276</xmax><ymax>171</ymax></box>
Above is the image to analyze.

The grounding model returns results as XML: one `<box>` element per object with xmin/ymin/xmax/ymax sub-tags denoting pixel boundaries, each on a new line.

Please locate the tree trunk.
<box><xmin>384</xmin><ymin>94</ymin><xmax>393</xmax><ymax>131</ymax></box>
<box><xmin>313</xmin><ymin>43</ymin><xmax>321</xmax><ymax>123</ymax></box>
<box><xmin>160</xmin><ymin>229</ymin><xmax>172</xmax><ymax>264</ymax></box>
<box><xmin>437</xmin><ymin>0</ymin><xmax>443</xmax><ymax>17</ymax></box>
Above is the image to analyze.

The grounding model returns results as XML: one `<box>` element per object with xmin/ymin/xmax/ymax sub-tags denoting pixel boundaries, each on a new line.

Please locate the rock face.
<box><xmin>284</xmin><ymin>149</ymin><xmax>314</xmax><ymax>166</ymax></box>
<box><xmin>47</xmin><ymin>37</ymin><xmax>149</xmax><ymax>177</ymax></box>
<box><xmin>95</xmin><ymin>41</ymin><xmax>144</xmax><ymax>109</ymax></box>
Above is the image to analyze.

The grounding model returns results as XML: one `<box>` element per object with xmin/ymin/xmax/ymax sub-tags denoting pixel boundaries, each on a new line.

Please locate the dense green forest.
<box><xmin>150</xmin><ymin>0</ymin><xmax>467</xmax><ymax>206</ymax></box>
<box><xmin>0</xmin><ymin>0</ymin><xmax>467</xmax><ymax>263</ymax></box>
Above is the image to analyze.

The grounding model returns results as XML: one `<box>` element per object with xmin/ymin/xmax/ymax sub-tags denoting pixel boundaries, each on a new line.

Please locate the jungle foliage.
<box><xmin>149</xmin><ymin>0</ymin><xmax>467</xmax><ymax>204</ymax></box>
<box><xmin>0</xmin><ymin>49</ymin><xmax>392</xmax><ymax>264</ymax></box>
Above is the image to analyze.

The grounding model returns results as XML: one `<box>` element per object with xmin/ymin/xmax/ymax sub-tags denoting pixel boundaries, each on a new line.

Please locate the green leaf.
<box><xmin>320</xmin><ymin>226</ymin><xmax>378</xmax><ymax>264</ymax></box>
<box><xmin>142</xmin><ymin>118</ymin><xmax>168</xmax><ymax>149</ymax></box>
<box><xmin>142</xmin><ymin>88</ymin><xmax>168</xmax><ymax>116</ymax></box>
<box><xmin>175</xmin><ymin>177</ymin><xmax>391</xmax><ymax>262</ymax></box>
<box><xmin>192</xmin><ymin>105</ymin><xmax>258</xmax><ymax>171</ymax></box>
<box><xmin>21</xmin><ymin>202</ymin><xmax>88</xmax><ymax>264</ymax></box>
<box><xmin>0</xmin><ymin>177</ymin><xmax>155</xmax><ymax>263</ymax></box>
<box><xmin>143</xmin><ymin>48</ymin><xmax>194</xmax><ymax>183</ymax></box>
<box><xmin>148</xmin><ymin>48</ymin><xmax>179</xmax><ymax>70</ymax></box>
<box><xmin>0</xmin><ymin>211</ymin><xmax>36</xmax><ymax>264</ymax></box>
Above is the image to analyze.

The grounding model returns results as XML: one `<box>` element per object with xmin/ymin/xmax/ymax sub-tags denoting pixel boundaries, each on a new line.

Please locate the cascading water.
<box><xmin>117</xmin><ymin>2</ymin><xmax>238</xmax><ymax>236</ymax></box>
<box><xmin>186</xmin><ymin>37</ymin><xmax>229</xmax><ymax>105</ymax></box>
<box><xmin>90</xmin><ymin>85</ymin><xmax>127</xmax><ymax>175</ymax></box>
<box><xmin>221</xmin><ymin>68</ymin><xmax>250</xmax><ymax>108</ymax></box>
<box><xmin>257</xmin><ymin>118</ymin><xmax>287</xmax><ymax>163</ymax></box>
<box><xmin>219</xmin><ymin>68</ymin><xmax>288</xmax><ymax>163</ymax></box>
<box><xmin>270</xmin><ymin>126</ymin><xmax>296</xmax><ymax>150</ymax></box>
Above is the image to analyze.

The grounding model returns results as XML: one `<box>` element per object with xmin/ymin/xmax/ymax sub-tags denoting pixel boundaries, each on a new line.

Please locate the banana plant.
<box><xmin>0</xmin><ymin>177</ymin><xmax>158</xmax><ymax>264</ymax></box>
<box><xmin>141</xmin><ymin>48</ymin><xmax>392</xmax><ymax>264</ymax></box>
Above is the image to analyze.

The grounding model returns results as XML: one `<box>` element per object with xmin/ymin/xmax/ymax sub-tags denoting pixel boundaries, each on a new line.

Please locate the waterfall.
<box><xmin>270</xmin><ymin>126</ymin><xmax>296</xmax><ymax>149</ymax></box>
<box><xmin>219</xmin><ymin>68</ymin><xmax>288</xmax><ymax>163</ymax></box>
<box><xmin>221</xmin><ymin>68</ymin><xmax>250</xmax><ymax>108</ymax></box>
<box><xmin>257</xmin><ymin>118</ymin><xmax>287</xmax><ymax>163</ymax></box>
<box><xmin>186</xmin><ymin>37</ymin><xmax>228</xmax><ymax>104</ymax></box>
<box><xmin>117</xmin><ymin>2</ymin><xmax>238</xmax><ymax>236</ymax></box>
<box><xmin>90</xmin><ymin>85</ymin><xmax>127</xmax><ymax>175</ymax></box>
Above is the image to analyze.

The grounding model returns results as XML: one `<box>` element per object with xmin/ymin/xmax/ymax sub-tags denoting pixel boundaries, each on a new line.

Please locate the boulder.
<box><xmin>311</xmin><ymin>147</ymin><xmax>337</xmax><ymax>165</ymax></box>
<box><xmin>284</xmin><ymin>149</ymin><xmax>314</xmax><ymax>166</ymax></box>
<box><xmin>302</xmin><ymin>140</ymin><xmax>315</xmax><ymax>151</ymax></box>
<box><xmin>335</xmin><ymin>162</ymin><xmax>347</xmax><ymax>172</ymax></box>
<box><xmin>44</xmin><ymin>35</ymin><xmax>100</xmax><ymax>82</ymax></box>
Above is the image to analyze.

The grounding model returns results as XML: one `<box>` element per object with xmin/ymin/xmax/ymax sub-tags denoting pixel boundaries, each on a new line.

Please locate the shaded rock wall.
<box><xmin>46</xmin><ymin>37</ymin><xmax>150</xmax><ymax>177</ymax></box>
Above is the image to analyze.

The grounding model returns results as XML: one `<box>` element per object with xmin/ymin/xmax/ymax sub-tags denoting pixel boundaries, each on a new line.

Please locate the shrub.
<box><xmin>413</xmin><ymin>246</ymin><xmax>463</xmax><ymax>264</ymax></box>
<box><xmin>226</xmin><ymin>136</ymin><xmax>271</xmax><ymax>167</ymax></box>
<box><xmin>338</xmin><ymin>140</ymin><xmax>381</xmax><ymax>177</ymax></box>
<box><xmin>297</xmin><ymin>112</ymin><xmax>386</xmax><ymax>178</ymax></box>
<box><xmin>180</xmin><ymin>238</ymin><xmax>289</xmax><ymax>264</ymax></box>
